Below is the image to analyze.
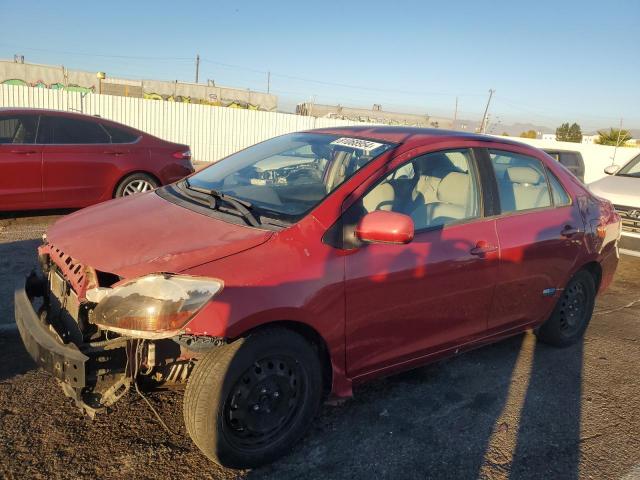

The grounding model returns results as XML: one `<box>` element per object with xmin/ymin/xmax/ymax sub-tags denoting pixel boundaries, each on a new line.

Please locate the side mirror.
<box><xmin>355</xmin><ymin>211</ymin><xmax>414</xmax><ymax>245</ymax></box>
<box><xmin>604</xmin><ymin>165</ymin><xmax>620</xmax><ymax>175</ymax></box>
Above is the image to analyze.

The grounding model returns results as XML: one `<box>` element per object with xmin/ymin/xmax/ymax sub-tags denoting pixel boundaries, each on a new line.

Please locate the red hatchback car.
<box><xmin>0</xmin><ymin>108</ymin><xmax>193</xmax><ymax>210</ymax></box>
<box><xmin>15</xmin><ymin>127</ymin><xmax>620</xmax><ymax>468</ymax></box>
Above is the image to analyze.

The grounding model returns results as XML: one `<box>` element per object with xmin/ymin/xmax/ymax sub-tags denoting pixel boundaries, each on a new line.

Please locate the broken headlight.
<box><xmin>89</xmin><ymin>274</ymin><xmax>223</xmax><ymax>339</ymax></box>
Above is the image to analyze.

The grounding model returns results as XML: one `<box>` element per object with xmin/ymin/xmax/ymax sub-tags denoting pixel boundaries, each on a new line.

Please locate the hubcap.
<box><xmin>558</xmin><ymin>281</ymin><xmax>588</xmax><ymax>336</ymax></box>
<box><xmin>223</xmin><ymin>356</ymin><xmax>305</xmax><ymax>449</ymax></box>
<box><xmin>122</xmin><ymin>179</ymin><xmax>154</xmax><ymax>196</ymax></box>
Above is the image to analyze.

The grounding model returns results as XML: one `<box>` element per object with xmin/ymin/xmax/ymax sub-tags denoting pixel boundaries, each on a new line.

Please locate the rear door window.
<box><xmin>0</xmin><ymin>115</ymin><xmax>38</xmax><ymax>144</ymax></box>
<box><xmin>39</xmin><ymin>116</ymin><xmax>111</xmax><ymax>144</ymax></box>
<box><xmin>489</xmin><ymin>150</ymin><xmax>552</xmax><ymax>213</ymax></box>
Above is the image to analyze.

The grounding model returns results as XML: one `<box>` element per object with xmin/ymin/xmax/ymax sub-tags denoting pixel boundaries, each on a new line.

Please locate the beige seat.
<box><xmin>426</xmin><ymin>172</ymin><xmax>472</xmax><ymax>225</ymax></box>
<box><xmin>504</xmin><ymin>166</ymin><xmax>550</xmax><ymax>211</ymax></box>
<box><xmin>363</xmin><ymin>181</ymin><xmax>395</xmax><ymax>212</ymax></box>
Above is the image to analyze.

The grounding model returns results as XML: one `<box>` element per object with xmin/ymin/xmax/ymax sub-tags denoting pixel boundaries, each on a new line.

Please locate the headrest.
<box><xmin>506</xmin><ymin>166</ymin><xmax>543</xmax><ymax>185</ymax></box>
<box><xmin>415</xmin><ymin>153</ymin><xmax>456</xmax><ymax>178</ymax></box>
<box><xmin>363</xmin><ymin>182</ymin><xmax>395</xmax><ymax>212</ymax></box>
<box><xmin>437</xmin><ymin>172</ymin><xmax>469</xmax><ymax>205</ymax></box>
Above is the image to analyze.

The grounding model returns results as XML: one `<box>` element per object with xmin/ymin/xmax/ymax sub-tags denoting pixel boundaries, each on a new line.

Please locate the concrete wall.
<box><xmin>296</xmin><ymin>102</ymin><xmax>453</xmax><ymax>128</ymax></box>
<box><xmin>0</xmin><ymin>60</ymin><xmax>277</xmax><ymax>111</ymax></box>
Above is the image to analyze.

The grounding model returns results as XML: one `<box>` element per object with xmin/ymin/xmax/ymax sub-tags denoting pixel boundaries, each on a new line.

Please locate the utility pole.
<box><xmin>480</xmin><ymin>89</ymin><xmax>495</xmax><ymax>134</ymax></box>
<box><xmin>267</xmin><ymin>71</ymin><xmax>271</xmax><ymax>94</ymax></box>
<box><xmin>453</xmin><ymin>96</ymin><xmax>458</xmax><ymax>130</ymax></box>
<box><xmin>195</xmin><ymin>54</ymin><xmax>200</xmax><ymax>83</ymax></box>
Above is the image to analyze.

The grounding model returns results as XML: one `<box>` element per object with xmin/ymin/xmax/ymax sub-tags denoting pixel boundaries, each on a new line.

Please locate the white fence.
<box><xmin>2</xmin><ymin>84</ymin><xmax>638</xmax><ymax>183</ymax></box>
<box><xmin>0</xmin><ymin>84</ymin><xmax>370</xmax><ymax>163</ymax></box>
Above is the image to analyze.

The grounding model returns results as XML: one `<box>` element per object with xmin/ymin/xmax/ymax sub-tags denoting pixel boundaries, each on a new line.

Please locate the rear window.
<box><xmin>102</xmin><ymin>123</ymin><xmax>139</xmax><ymax>143</ymax></box>
<box><xmin>559</xmin><ymin>152</ymin><xmax>581</xmax><ymax>168</ymax></box>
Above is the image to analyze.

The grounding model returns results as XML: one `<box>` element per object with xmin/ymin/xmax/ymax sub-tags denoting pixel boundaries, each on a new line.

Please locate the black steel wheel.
<box><xmin>183</xmin><ymin>328</ymin><xmax>323</xmax><ymax>468</ymax></box>
<box><xmin>223</xmin><ymin>355</ymin><xmax>306</xmax><ymax>450</ymax></box>
<box><xmin>536</xmin><ymin>269</ymin><xmax>596</xmax><ymax>347</ymax></box>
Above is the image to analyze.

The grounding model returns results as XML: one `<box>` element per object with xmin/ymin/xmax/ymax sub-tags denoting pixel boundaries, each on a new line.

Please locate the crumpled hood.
<box><xmin>46</xmin><ymin>192</ymin><xmax>273</xmax><ymax>278</ymax></box>
<box><xmin>589</xmin><ymin>175</ymin><xmax>640</xmax><ymax>207</ymax></box>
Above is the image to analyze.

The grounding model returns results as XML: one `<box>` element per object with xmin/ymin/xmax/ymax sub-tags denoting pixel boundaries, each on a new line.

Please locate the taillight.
<box><xmin>172</xmin><ymin>149</ymin><xmax>192</xmax><ymax>160</ymax></box>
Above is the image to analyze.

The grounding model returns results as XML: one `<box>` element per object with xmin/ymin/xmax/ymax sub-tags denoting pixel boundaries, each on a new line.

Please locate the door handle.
<box><xmin>10</xmin><ymin>150</ymin><xmax>37</xmax><ymax>155</ymax></box>
<box><xmin>560</xmin><ymin>225</ymin><xmax>580</xmax><ymax>238</ymax></box>
<box><xmin>470</xmin><ymin>240</ymin><xmax>498</xmax><ymax>257</ymax></box>
<box><xmin>103</xmin><ymin>151</ymin><xmax>126</xmax><ymax>156</ymax></box>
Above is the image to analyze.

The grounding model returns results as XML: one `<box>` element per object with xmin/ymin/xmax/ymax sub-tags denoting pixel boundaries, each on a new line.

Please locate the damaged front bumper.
<box><xmin>15</xmin><ymin>277</ymin><xmax>130</xmax><ymax>417</ymax></box>
<box><xmin>15</xmin><ymin>286</ymin><xmax>89</xmax><ymax>389</ymax></box>
<box><xmin>15</xmin><ymin>271</ymin><xmax>219</xmax><ymax>417</ymax></box>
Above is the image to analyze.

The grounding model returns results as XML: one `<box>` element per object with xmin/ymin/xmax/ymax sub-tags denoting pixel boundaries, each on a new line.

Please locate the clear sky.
<box><xmin>1</xmin><ymin>0</ymin><xmax>638</xmax><ymax>131</ymax></box>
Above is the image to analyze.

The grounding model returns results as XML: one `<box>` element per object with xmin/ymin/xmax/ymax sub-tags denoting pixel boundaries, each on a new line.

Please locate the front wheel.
<box><xmin>536</xmin><ymin>270</ymin><xmax>596</xmax><ymax>347</ymax></box>
<box><xmin>114</xmin><ymin>173</ymin><xmax>159</xmax><ymax>198</ymax></box>
<box><xmin>183</xmin><ymin>329</ymin><xmax>323</xmax><ymax>468</ymax></box>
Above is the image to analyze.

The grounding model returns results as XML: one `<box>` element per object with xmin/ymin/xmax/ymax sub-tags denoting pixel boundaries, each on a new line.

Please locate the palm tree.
<box><xmin>596</xmin><ymin>128</ymin><xmax>632</xmax><ymax>146</ymax></box>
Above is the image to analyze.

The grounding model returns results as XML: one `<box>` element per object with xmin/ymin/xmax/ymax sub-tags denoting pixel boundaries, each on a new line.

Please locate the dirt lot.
<box><xmin>1</xmin><ymin>212</ymin><xmax>639</xmax><ymax>480</ymax></box>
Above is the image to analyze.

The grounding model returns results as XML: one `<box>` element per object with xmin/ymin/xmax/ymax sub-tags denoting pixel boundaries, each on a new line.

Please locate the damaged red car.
<box><xmin>15</xmin><ymin>127</ymin><xmax>621</xmax><ymax>468</ymax></box>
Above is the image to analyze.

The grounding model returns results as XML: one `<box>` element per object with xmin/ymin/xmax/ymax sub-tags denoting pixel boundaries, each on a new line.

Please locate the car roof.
<box><xmin>0</xmin><ymin>107</ymin><xmax>148</xmax><ymax>137</ymax></box>
<box><xmin>0</xmin><ymin>107</ymin><xmax>103</xmax><ymax>118</ymax></box>
<box><xmin>306</xmin><ymin>125</ymin><xmax>531</xmax><ymax>150</ymax></box>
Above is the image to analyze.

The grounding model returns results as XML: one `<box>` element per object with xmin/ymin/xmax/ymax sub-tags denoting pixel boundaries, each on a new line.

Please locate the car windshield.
<box><xmin>185</xmin><ymin>132</ymin><xmax>394</xmax><ymax>222</ymax></box>
<box><xmin>617</xmin><ymin>154</ymin><xmax>640</xmax><ymax>178</ymax></box>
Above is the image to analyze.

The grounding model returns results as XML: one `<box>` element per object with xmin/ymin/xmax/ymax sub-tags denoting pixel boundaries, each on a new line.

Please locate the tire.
<box><xmin>536</xmin><ymin>270</ymin><xmax>596</xmax><ymax>347</ymax></box>
<box><xmin>114</xmin><ymin>173</ymin><xmax>159</xmax><ymax>198</ymax></box>
<box><xmin>183</xmin><ymin>328</ymin><xmax>323</xmax><ymax>468</ymax></box>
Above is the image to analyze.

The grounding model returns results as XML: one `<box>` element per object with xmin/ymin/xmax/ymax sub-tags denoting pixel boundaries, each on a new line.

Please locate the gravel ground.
<box><xmin>1</xmin><ymin>212</ymin><xmax>639</xmax><ymax>479</ymax></box>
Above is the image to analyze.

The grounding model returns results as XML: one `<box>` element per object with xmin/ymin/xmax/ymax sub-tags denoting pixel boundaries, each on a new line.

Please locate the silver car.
<box><xmin>589</xmin><ymin>154</ymin><xmax>640</xmax><ymax>255</ymax></box>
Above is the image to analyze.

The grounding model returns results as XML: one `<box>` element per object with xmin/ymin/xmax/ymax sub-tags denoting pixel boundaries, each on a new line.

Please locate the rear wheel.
<box><xmin>114</xmin><ymin>173</ymin><xmax>159</xmax><ymax>198</ymax></box>
<box><xmin>183</xmin><ymin>329</ymin><xmax>323</xmax><ymax>468</ymax></box>
<box><xmin>536</xmin><ymin>270</ymin><xmax>596</xmax><ymax>347</ymax></box>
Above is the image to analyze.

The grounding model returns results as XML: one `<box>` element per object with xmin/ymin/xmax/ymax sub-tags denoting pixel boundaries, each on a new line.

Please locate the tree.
<box><xmin>501</xmin><ymin>132</ymin><xmax>510</xmax><ymax>136</ymax></box>
<box><xmin>596</xmin><ymin>128</ymin><xmax>632</xmax><ymax>146</ymax></box>
<box><xmin>556</xmin><ymin>122</ymin><xmax>583</xmax><ymax>142</ymax></box>
<box><xmin>519</xmin><ymin>130</ymin><xmax>537</xmax><ymax>139</ymax></box>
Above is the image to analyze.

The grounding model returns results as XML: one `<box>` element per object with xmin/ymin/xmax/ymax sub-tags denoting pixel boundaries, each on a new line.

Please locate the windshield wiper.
<box><xmin>184</xmin><ymin>179</ymin><xmax>261</xmax><ymax>227</ymax></box>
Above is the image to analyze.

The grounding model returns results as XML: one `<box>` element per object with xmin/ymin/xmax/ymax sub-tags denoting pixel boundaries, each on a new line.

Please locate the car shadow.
<box><xmin>0</xmin><ymin>330</ymin><xmax>36</xmax><ymax>382</ymax></box>
<box><xmin>228</xmin><ymin>216</ymin><xmax>587</xmax><ymax>478</ymax></box>
<box><xmin>245</xmin><ymin>333</ymin><xmax>583</xmax><ymax>479</ymax></box>
<box><xmin>0</xmin><ymin>208</ymin><xmax>76</xmax><ymax>220</ymax></box>
<box><xmin>0</xmin><ymin>238</ymin><xmax>43</xmax><ymax>381</ymax></box>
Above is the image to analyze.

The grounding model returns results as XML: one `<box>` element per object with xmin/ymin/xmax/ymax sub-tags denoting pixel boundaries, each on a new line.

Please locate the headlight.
<box><xmin>89</xmin><ymin>274</ymin><xmax>223</xmax><ymax>339</ymax></box>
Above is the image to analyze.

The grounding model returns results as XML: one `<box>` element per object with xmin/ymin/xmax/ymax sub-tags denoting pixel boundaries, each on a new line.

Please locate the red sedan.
<box><xmin>0</xmin><ymin>108</ymin><xmax>193</xmax><ymax>210</ymax></box>
<box><xmin>15</xmin><ymin>127</ymin><xmax>620</xmax><ymax>468</ymax></box>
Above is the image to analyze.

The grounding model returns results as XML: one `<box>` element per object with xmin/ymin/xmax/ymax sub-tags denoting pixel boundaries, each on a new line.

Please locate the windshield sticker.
<box><xmin>330</xmin><ymin>137</ymin><xmax>385</xmax><ymax>153</ymax></box>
